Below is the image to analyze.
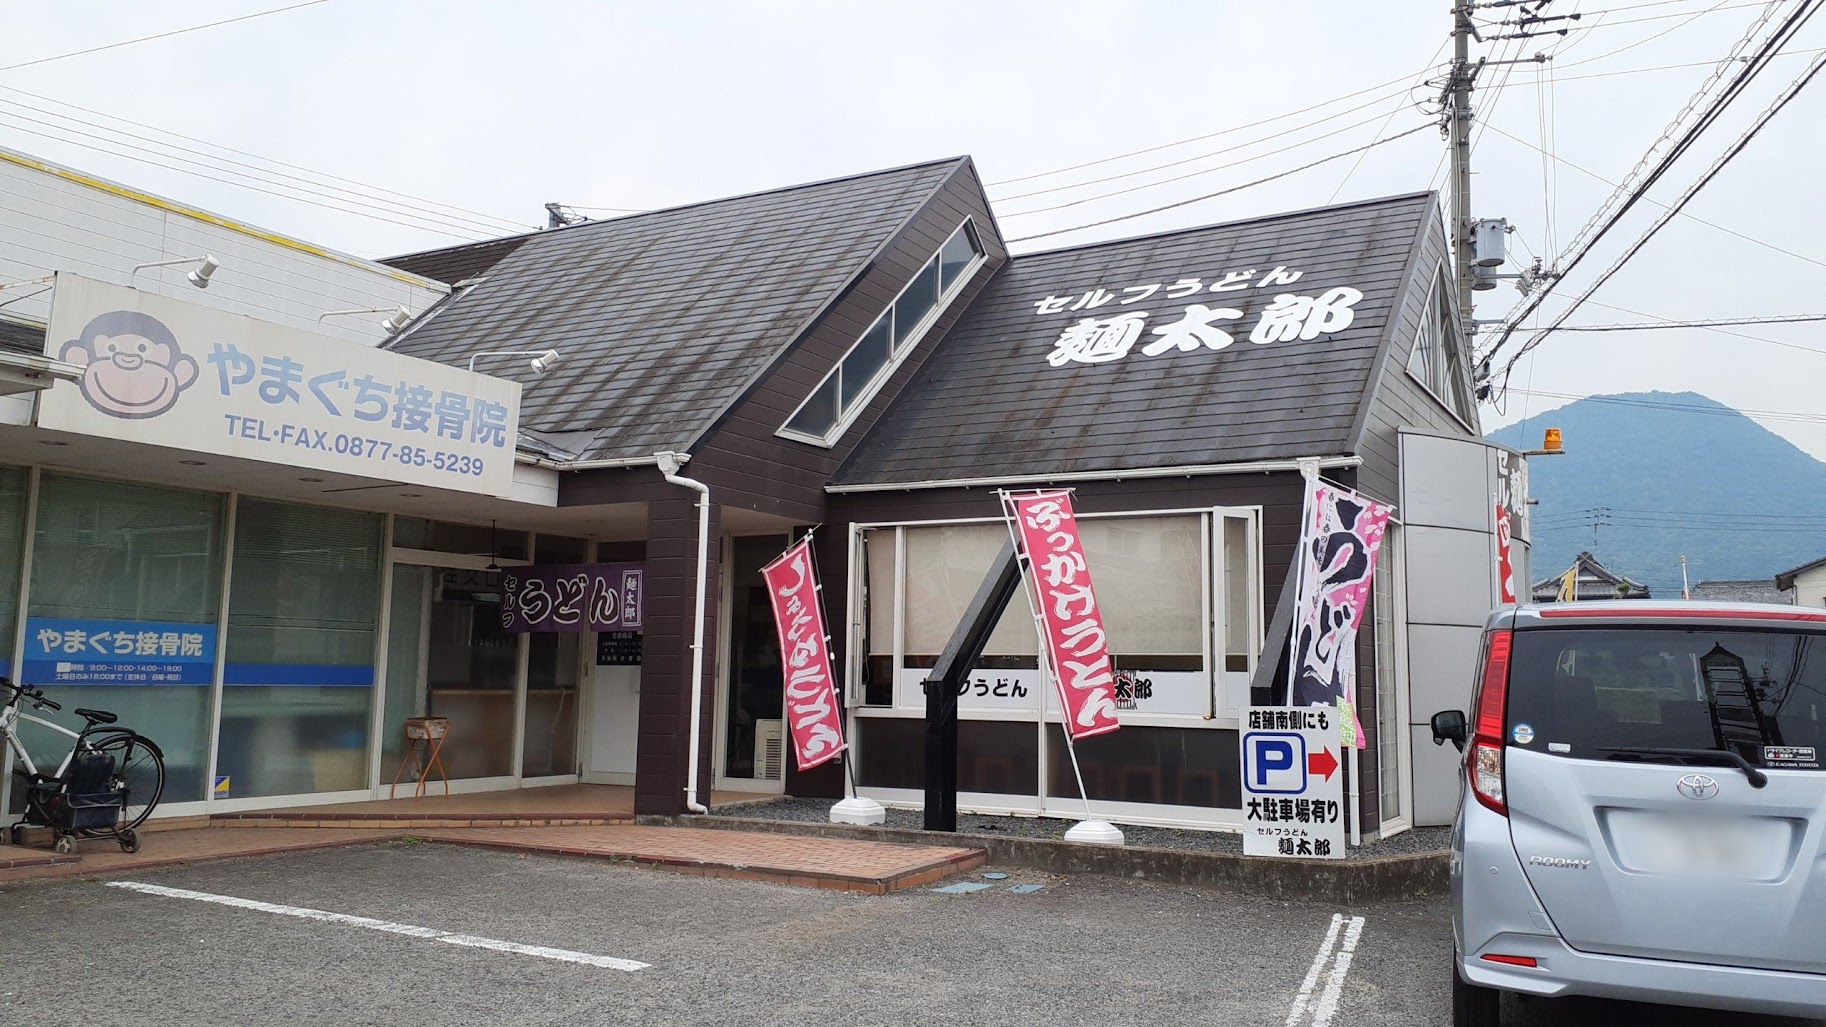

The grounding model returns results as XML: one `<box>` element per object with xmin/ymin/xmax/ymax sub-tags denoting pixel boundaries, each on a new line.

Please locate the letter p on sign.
<box><xmin>1245</xmin><ymin>733</ymin><xmax>1307</xmax><ymax>794</ymax></box>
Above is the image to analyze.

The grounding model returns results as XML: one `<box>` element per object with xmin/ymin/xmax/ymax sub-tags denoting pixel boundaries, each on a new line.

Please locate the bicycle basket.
<box><xmin>57</xmin><ymin>751</ymin><xmax>125</xmax><ymax>832</ymax></box>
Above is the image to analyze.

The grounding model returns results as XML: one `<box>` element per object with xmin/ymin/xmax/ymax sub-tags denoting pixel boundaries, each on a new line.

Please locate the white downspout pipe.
<box><xmin>656</xmin><ymin>451</ymin><xmax>711</xmax><ymax>814</ymax></box>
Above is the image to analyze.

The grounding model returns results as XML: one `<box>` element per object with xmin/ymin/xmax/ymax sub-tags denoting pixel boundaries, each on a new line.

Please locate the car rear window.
<box><xmin>1506</xmin><ymin>627</ymin><xmax>1826</xmax><ymax>770</ymax></box>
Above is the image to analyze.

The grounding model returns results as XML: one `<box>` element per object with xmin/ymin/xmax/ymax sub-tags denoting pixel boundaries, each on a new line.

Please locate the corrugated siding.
<box><xmin>833</xmin><ymin>193</ymin><xmax>1435</xmax><ymax>486</ymax></box>
<box><xmin>0</xmin><ymin>150</ymin><xmax>446</xmax><ymax>348</ymax></box>
<box><xmin>387</xmin><ymin>160</ymin><xmax>963</xmax><ymax>461</ymax></box>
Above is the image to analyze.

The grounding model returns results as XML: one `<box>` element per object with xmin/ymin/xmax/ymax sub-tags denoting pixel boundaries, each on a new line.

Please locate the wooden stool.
<box><xmin>391</xmin><ymin>717</ymin><xmax>451</xmax><ymax>798</ymax></box>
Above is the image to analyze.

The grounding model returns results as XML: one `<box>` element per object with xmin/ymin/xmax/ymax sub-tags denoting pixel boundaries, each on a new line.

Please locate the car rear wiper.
<box><xmin>1597</xmin><ymin>746</ymin><xmax>1768</xmax><ymax>788</ymax></box>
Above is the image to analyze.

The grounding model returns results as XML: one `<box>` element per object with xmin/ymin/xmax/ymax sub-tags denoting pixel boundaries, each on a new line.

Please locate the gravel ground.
<box><xmin>712</xmin><ymin>797</ymin><xmax>1452</xmax><ymax>859</ymax></box>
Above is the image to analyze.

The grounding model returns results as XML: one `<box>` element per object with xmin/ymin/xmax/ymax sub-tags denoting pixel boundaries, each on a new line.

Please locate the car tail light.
<box><xmin>1468</xmin><ymin>629</ymin><xmax>1512</xmax><ymax>816</ymax></box>
<box><xmin>1481</xmin><ymin>954</ymin><xmax>1538</xmax><ymax>968</ymax></box>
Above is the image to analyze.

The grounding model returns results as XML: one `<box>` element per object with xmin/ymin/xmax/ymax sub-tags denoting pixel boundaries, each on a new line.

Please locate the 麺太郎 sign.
<box><xmin>1007</xmin><ymin>489</ymin><xmax>1120</xmax><ymax>740</ymax></box>
<box><xmin>760</xmin><ymin>538</ymin><xmax>847</xmax><ymax>771</ymax></box>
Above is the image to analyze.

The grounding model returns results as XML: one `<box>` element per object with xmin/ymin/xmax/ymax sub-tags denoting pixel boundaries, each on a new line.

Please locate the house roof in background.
<box><xmin>832</xmin><ymin>191</ymin><xmax>1438</xmax><ymax>486</ymax></box>
<box><xmin>1777</xmin><ymin>554</ymin><xmax>1826</xmax><ymax>590</ymax></box>
<box><xmin>1691</xmin><ymin>579</ymin><xmax>1794</xmax><ymax>605</ymax></box>
<box><xmin>1532</xmin><ymin>549</ymin><xmax>1651</xmax><ymax>601</ymax></box>
<box><xmin>383</xmin><ymin>158</ymin><xmax>968</xmax><ymax>461</ymax></box>
<box><xmin>385</xmin><ymin>235</ymin><xmax>535</xmax><ymax>286</ymax></box>
<box><xmin>0</xmin><ymin>318</ymin><xmax>44</xmax><ymax>356</ymax></box>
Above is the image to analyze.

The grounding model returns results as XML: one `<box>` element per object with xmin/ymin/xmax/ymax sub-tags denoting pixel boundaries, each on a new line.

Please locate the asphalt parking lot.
<box><xmin>0</xmin><ymin>842</ymin><xmax>1817</xmax><ymax>1027</ymax></box>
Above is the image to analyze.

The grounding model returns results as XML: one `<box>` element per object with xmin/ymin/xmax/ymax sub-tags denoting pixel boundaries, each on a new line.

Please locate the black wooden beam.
<box><xmin>922</xmin><ymin>540</ymin><xmax>1024</xmax><ymax>832</ymax></box>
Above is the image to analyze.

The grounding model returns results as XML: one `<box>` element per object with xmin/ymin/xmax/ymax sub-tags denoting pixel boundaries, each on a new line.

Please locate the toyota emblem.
<box><xmin>1677</xmin><ymin>774</ymin><xmax>1720</xmax><ymax>800</ymax></box>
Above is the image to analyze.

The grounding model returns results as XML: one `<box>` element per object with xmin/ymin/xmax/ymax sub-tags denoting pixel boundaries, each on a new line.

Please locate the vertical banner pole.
<box><xmin>1001</xmin><ymin>489</ymin><xmax>1123</xmax><ymax>846</ymax></box>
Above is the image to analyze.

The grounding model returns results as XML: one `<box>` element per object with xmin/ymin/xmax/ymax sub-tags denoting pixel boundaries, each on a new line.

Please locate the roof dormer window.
<box><xmin>780</xmin><ymin>220</ymin><xmax>984</xmax><ymax>446</ymax></box>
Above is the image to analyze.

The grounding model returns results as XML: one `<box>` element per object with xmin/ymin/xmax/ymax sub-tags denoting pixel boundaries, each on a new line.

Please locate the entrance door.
<box><xmin>717</xmin><ymin>534</ymin><xmax>789</xmax><ymax>790</ymax></box>
<box><xmin>377</xmin><ymin>566</ymin><xmax>522</xmax><ymax>788</ymax></box>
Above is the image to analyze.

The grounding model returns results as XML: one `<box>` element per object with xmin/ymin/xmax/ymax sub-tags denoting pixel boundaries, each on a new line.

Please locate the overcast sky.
<box><xmin>6</xmin><ymin>1</ymin><xmax>1825</xmax><ymax>459</ymax></box>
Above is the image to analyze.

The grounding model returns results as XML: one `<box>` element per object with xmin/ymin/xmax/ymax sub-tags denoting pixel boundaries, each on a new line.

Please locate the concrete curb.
<box><xmin>642</xmin><ymin>814</ymin><xmax>1447</xmax><ymax>903</ymax></box>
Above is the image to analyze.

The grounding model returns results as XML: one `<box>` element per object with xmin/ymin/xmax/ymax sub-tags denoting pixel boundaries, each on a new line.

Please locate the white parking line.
<box><xmin>1284</xmin><ymin>913</ymin><xmax>1366</xmax><ymax>1027</ymax></box>
<box><xmin>106</xmin><ymin>881</ymin><xmax>650</xmax><ymax>971</ymax></box>
<box><xmin>1310</xmin><ymin>915</ymin><xmax>1365</xmax><ymax>1027</ymax></box>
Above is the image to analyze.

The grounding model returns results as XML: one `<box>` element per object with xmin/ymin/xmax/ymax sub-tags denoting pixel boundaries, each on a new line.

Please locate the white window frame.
<box><xmin>1404</xmin><ymin>267</ymin><xmax>1477</xmax><ymax>431</ymax></box>
<box><xmin>777</xmin><ymin>219</ymin><xmax>986</xmax><ymax>448</ymax></box>
<box><xmin>847</xmin><ymin>506</ymin><xmax>1263</xmax><ymax>729</ymax></box>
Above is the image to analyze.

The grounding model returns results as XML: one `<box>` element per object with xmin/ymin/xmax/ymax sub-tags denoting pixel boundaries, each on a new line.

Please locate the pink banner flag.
<box><xmin>1289</xmin><ymin>480</ymin><xmax>1395</xmax><ymax>740</ymax></box>
<box><xmin>760</xmin><ymin>538</ymin><xmax>847</xmax><ymax>772</ymax></box>
<box><xmin>1495</xmin><ymin>503</ymin><xmax>1516</xmax><ymax>604</ymax></box>
<box><xmin>1008</xmin><ymin>490</ymin><xmax>1120</xmax><ymax>740</ymax></box>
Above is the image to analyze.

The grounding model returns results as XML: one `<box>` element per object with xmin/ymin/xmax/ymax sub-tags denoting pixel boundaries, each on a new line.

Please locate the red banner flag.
<box><xmin>760</xmin><ymin>538</ymin><xmax>847</xmax><ymax>771</ymax></box>
<box><xmin>1008</xmin><ymin>490</ymin><xmax>1120</xmax><ymax>740</ymax></box>
<box><xmin>1495</xmin><ymin>503</ymin><xmax>1516</xmax><ymax>604</ymax></box>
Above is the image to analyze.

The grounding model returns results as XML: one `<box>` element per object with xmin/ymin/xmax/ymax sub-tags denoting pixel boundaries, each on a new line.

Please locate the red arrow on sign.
<box><xmin>1308</xmin><ymin>747</ymin><xmax>1339</xmax><ymax>782</ymax></box>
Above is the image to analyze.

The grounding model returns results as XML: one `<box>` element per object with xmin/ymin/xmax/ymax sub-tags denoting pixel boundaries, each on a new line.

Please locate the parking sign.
<box><xmin>1241</xmin><ymin>706</ymin><xmax>1346</xmax><ymax>860</ymax></box>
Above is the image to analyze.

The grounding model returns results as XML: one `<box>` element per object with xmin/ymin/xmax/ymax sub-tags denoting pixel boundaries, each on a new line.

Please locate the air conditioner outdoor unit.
<box><xmin>754</xmin><ymin>718</ymin><xmax>785</xmax><ymax>781</ymax></box>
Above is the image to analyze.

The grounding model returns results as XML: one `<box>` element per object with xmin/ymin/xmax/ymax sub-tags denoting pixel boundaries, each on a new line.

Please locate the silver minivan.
<box><xmin>1431</xmin><ymin>601</ymin><xmax>1826</xmax><ymax>1025</ymax></box>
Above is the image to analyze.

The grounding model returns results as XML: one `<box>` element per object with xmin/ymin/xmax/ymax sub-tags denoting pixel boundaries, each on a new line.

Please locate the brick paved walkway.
<box><xmin>0</xmin><ymin>823</ymin><xmax>984</xmax><ymax>894</ymax></box>
<box><xmin>430</xmin><ymin>825</ymin><xmax>984</xmax><ymax>893</ymax></box>
<box><xmin>0</xmin><ymin>828</ymin><xmax>395</xmax><ymax>885</ymax></box>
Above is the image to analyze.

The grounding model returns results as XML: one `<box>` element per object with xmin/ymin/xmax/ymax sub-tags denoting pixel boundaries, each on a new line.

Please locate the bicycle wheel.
<box><xmin>90</xmin><ymin>732</ymin><xmax>165</xmax><ymax>831</ymax></box>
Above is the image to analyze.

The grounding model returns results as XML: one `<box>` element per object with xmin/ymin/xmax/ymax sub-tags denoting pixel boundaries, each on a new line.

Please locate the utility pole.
<box><xmin>1449</xmin><ymin>3</ymin><xmax>1477</xmax><ymax>330</ymax></box>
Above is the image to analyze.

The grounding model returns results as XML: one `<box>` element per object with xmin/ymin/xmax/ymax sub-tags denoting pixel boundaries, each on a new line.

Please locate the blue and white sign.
<box><xmin>23</xmin><ymin>617</ymin><xmax>217</xmax><ymax>686</ymax></box>
<box><xmin>1241</xmin><ymin>706</ymin><xmax>1346</xmax><ymax>860</ymax></box>
<box><xmin>40</xmin><ymin>273</ymin><xmax>522</xmax><ymax>498</ymax></box>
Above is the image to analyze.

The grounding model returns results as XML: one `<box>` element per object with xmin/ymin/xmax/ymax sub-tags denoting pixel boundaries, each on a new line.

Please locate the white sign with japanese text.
<box><xmin>894</xmin><ymin>666</ymin><xmax>1211</xmax><ymax>715</ymax></box>
<box><xmin>1032</xmin><ymin>264</ymin><xmax>1366</xmax><ymax>368</ymax></box>
<box><xmin>1241</xmin><ymin>706</ymin><xmax>1346</xmax><ymax>860</ymax></box>
<box><xmin>41</xmin><ymin>273</ymin><xmax>521</xmax><ymax>497</ymax></box>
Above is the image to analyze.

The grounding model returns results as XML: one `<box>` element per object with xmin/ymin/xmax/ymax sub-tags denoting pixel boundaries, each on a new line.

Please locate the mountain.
<box><xmin>1486</xmin><ymin>392</ymin><xmax>1826</xmax><ymax>595</ymax></box>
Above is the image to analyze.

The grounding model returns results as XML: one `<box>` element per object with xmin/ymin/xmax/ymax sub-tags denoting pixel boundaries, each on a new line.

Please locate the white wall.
<box><xmin>1794</xmin><ymin>565</ymin><xmax>1826</xmax><ymax>608</ymax></box>
<box><xmin>1399</xmin><ymin>430</ymin><xmax>1531</xmax><ymax>826</ymax></box>
<box><xmin>0</xmin><ymin>147</ymin><xmax>445</xmax><ymax>348</ymax></box>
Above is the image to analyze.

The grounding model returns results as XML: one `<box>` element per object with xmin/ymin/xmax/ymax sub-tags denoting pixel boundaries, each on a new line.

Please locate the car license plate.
<box><xmin>1603</xmin><ymin>810</ymin><xmax>1794</xmax><ymax>881</ymax></box>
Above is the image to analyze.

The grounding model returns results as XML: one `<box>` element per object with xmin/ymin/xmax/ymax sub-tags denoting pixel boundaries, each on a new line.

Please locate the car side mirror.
<box><xmin>1431</xmin><ymin>710</ymin><xmax>1468</xmax><ymax>753</ymax></box>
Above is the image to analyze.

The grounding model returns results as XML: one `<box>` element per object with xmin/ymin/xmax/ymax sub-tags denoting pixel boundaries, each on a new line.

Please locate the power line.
<box><xmin>1554</xmin><ymin>0</ymin><xmax>1758</xmax><ymax>69</ymax></box>
<box><xmin>1477</xmin><ymin>121</ymin><xmax>1826</xmax><ymax>272</ymax></box>
<box><xmin>0</xmin><ymin>1</ymin><xmax>334</xmax><ymax>73</ymax></box>
<box><xmin>984</xmin><ymin>58</ymin><xmax>1443</xmax><ymax>188</ymax></box>
<box><xmin>1004</xmin><ymin>124</ymin><xmax>1432</xmax><ymax>245</ymax></box>
<box><xmin>1500</xmin><ymin>387</ymin><xmax>1826</xmax><ymax>424</ymax></box>
<box><xmin>1575</xmin><ymin>296</ymin><xmax>1826</xmax><ymax>356</ymax></box>
<box><xmin>0</xmin><ymin>84</ymin><xmax>529</xmax><ymax>234</ymax></box>
<box><xmin>0</xmin><ymin>108</ymin><xmax>497</xmax><ymax>241</ymax></box>
<box><xmin>999</xmin><ymin>108</ymin><xmax>1421</xmax><ymax>217</ymax></box>
<box><xmin>1500</xmin><ymin>39</ymin><xmax>1826</xmax><ymax>377</ymax></box>
<box><xmin>0</xmin><ymin>97</ymin><xmax>525</xmax><ymax>238</ymax></box>
<box><xmin>1480</xmin><ymin>0</ymin><xmax>1813</xmax><ymax>366</ymax></box>
<box><xmin>994</xmin><ymin>85</ymin><xmax>1417</xmax><ymax>204</ymax></box>
<box><xmin>1555</xmin><ymin>313</ymin><xmax>1826</xmax><ymax>332</ymax></box>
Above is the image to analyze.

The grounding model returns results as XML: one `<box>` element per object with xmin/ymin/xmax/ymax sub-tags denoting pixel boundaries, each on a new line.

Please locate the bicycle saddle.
<box><xmin>73</xmin><ymin>708</ymin><xmax>117</xmax><ymax>726</ymax></box>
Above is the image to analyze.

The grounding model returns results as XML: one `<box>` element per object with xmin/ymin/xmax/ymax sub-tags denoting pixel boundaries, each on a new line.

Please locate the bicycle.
<box><xmin>1</xmin><ymin>676</ymin><xmax>165</xmax><ymax>854</ymax></box>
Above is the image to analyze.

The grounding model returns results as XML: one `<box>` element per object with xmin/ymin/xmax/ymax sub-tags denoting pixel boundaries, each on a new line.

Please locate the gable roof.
<box><xmin>385</xmin><ymin>235</ymin><xmax>534</xmax><ymax>286</ymax></box>
<box><xmin>1691</xmin><ymin>579</ymin><xmax>1794</xmax><ymax>605</ymax></box>
<box><xmin>384</xmin><ymin>158</ymin><xmax>966</xmax><ymax>461</ymax></box>
<box><xmin>1532</xmin><ymin>550</ymin><xmax>1651</xmax><ymax>601</ymax></box>
<box><xmin>831</xmin><ymin>191</ymin><xmax>1438</xmax><ymax>486</ymax></box>
<box><xmin>1777</xmin><ymin>554</ymin><xmax>1826</xmax><ymax>591</ymax></box>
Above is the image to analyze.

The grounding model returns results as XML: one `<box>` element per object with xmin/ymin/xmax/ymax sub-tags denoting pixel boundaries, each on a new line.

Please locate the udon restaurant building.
<box><xmin>0</xmin><ymin>146</ymin><xmax>1525</xmax><ymax>837</ymax></box>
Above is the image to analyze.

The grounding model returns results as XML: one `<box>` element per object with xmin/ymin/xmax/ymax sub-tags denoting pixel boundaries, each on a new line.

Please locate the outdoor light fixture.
<box><xmin>131</xmin><ymin>254</ymin><xmax>219</xmax><ymax>289</ymax></box>
<box><xmin>468</xmin><ymin>348</ymin><xmax>564</xmax><ymax>376</ymax></box>
<box><xmin>319</xmin><ymin>305</ymin><xmax>414</xmax><ymax>336</ymax></box>
<box><xmin>486</xmin><ymin>519</ymin><xmax>501</xmax><ymax>572</ymax></box>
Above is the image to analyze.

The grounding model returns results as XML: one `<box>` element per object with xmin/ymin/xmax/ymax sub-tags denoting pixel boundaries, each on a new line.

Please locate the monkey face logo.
<box><xmin>60</xmin><ymin>311</ymin><xmax>199</xmax><ymax>419</ymax></box>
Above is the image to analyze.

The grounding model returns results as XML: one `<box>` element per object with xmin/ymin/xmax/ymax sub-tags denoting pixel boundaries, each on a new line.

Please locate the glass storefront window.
<box><xmin>902</xmin><ymin>523</ymin><xmax>1035</xmax><ymax>664</ymax></box>
<box><xmin>425</xmin><ymin>568</ymin><xmax>517</xmax><ymax>779</ymax></box>
<box><xmin>217</xmin><ymin>500</ymin><xmax>383</xmax><ymax>799</ymax></box>
<box><xmin>0</xmin><ymin>466</ymin><xmax>28</xmax><ymax>674</ymax></box>
<box><xmin>522</xmin><ymin>534</ymin><xmax>588</xmax><ymax>777</ymax></box>
<box><xmin>20</xmin><ymin>474</ymin><xmax>225</xmax><ymax>803</ymax></box>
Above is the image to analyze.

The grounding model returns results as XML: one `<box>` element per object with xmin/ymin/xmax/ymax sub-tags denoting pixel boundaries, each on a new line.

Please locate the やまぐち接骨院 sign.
<box><xmin>40</xmin><ymin>273</ymin><xmax>522</xmax><ymax>498</ymax></box>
